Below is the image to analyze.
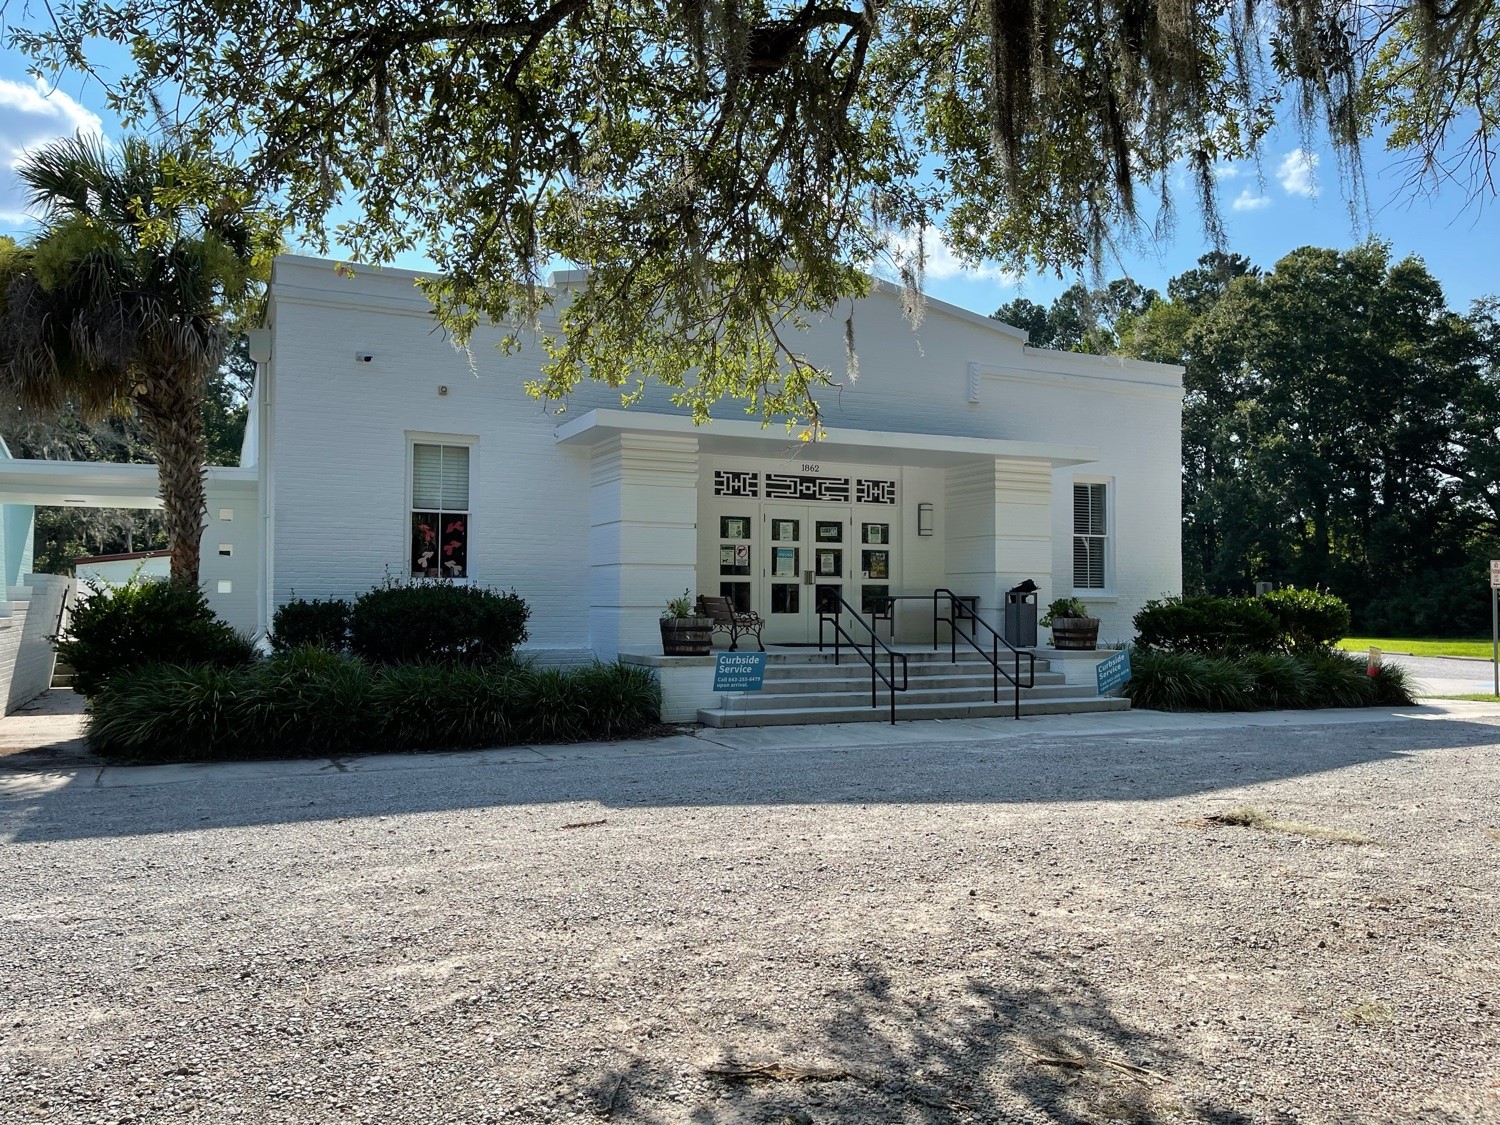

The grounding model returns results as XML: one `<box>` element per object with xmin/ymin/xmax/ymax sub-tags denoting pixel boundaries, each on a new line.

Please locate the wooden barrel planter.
<box><xmin>1050</xmin><ymin>616</ymin><xmax>1101</xmax><ymax>650</ymax></box>
<box><xmin>660</xmin><ymin>616</ymin><xmax>713</xmax><ymax>656</ymax></box>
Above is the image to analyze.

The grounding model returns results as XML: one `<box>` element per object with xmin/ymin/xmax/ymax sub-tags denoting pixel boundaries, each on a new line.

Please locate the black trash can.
<box><xmin>1003</xmin><ymin>584</ymin><xmax>1038</xmax><ymax>648</ymax></box>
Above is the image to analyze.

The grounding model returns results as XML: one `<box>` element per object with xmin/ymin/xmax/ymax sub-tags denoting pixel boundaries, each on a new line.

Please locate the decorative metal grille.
<box><xmin>764</xmin><ymin>473</ymin><xmax>852</xmax><ymax>503</ymax></box>
<box><xmin>713</xmin><ymin>470</ymin><xmax>759</xmax><ymax>498</ymax></box>
<box><xmin>855</xmin><ymin>478</ymin><xmax>897</xmax><ymax>505</ymax></box>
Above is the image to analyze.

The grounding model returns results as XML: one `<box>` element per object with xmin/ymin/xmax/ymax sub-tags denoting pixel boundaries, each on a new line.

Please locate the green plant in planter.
<box><xmin>659</xmin><ymin>589</ymin><xmax>710</xmax><ymax>655</ymax></box>
<box><xmin>1041</xmin><ymin>596</ymin><xmax>1100</xmax><ymax>650</ymax></box>
<box><xmin>661</xmin><ymin>589</ymin><xmax>697</xmax><ymax>620</ymax></box>
<box><xmin>1039</xmin><ymin>597</ymin><xmax>1091</xmax><ymax>626</ymax></box>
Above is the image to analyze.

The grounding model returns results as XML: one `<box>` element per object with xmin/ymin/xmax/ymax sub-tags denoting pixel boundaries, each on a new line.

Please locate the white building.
<box><xmin>0</xmin><ymin>254</ymin><xmax>1184</xmax><ymax>715</ymax></box>
<box><xmin>255</xmin><ymin>256</ymin><xmax>1182</xmax><ymax>650</ymax></box>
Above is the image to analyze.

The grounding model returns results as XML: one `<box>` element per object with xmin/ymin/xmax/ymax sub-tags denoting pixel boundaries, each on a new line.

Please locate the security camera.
<box><xmin>355</xmin><ymin>352</ymin><xmax>374</xmax><ymax>363</ymax></box>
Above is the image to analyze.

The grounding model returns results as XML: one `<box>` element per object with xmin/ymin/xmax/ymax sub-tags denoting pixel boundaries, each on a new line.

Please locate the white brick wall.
<box><xmin>265</xmin><ymin>257</ymin><xmax>1183</xmax><ymax>654</ymax></box>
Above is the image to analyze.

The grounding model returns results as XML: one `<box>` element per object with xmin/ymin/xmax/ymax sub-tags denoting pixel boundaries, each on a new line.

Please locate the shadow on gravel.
<box><xmin>571</xmin><ymin>967</ymin><xmax>1289</xmax><ymax>1123</ymax></box>
<box><xmin>5</xmin><ymin>712</ymin><xmax>1498</xmax><ymax>846</ymax></box>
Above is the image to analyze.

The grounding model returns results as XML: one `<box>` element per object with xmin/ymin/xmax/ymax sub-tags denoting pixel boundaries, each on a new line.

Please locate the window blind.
<box><xmin>1073</xmin><ymin>482</ymin><xmax>1106</xmax><ymax>537</ymax></box>
<box><xmin>1072</xmin><ymin>482</ymin><xmax>1107</xmax><ymax>589</ymax></box>
<box><xmin>412</xmin><ymin>443</ymin><xmax>469</xmax><ymax>510</ymax></box>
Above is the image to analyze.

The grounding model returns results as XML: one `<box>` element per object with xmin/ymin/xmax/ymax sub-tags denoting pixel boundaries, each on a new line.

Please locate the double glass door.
<box><xmin>758</xmin><ymin>505</ymin><xmax>895</xmax><ymax>643</ymax></box>
<box><xmin>763</xmin><ymin>505</ymin><xmax>845</xmax><ymax>643</ymax></box>
<box><xmin>711</xmin><ymin>503</ymin><xmax>896</xmax><ymax>644</ymax></box>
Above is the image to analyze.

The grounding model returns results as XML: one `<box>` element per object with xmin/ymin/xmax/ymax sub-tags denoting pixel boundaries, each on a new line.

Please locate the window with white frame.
<box><xmin>1072</xmin><ymin>482</ymin><xmax>1108</xmax><ymax>590</ymax></box>
<box><xmin>411</xmin><ymin>442</ymin><xmax>470</xmax><ymax>579</ymax></box>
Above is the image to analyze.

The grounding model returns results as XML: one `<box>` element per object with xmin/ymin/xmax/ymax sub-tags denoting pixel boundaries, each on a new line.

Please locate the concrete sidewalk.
<box><xmin>4</xmin><ymin>688</ymin><xmax>1499</xmax><ymax>795</ymax></box>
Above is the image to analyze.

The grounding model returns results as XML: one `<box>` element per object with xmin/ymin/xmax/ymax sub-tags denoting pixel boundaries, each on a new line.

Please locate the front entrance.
<box><xmin>710</xmin><ymin>500</ymin><xmax>898</xmax><ymax>644</ymax></box>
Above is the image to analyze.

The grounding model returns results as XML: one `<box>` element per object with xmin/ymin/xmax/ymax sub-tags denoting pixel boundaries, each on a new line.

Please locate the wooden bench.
<box><xmin>696</xmin><ymin>595</ymin><xmax>765</xmax><ymax>652</ymax></box>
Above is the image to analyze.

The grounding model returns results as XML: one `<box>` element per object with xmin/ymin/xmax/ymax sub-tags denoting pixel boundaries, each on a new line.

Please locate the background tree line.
<box><xmin>995</xmin><ymin>243</ymin><xmax>1500</xmax><ymax>636</ymax></box>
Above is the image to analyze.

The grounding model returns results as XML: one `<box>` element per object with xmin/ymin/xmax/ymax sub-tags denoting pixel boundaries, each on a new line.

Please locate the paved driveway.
<box><xmin>1383</xmin><ymin>651</ymin><xmax>1498</xmax><ymax>697</ymax></box>
<box><xmin>3</xmin><ymin>702</ymin><xmax>1499</xmax><ymax>1123</ymax></box>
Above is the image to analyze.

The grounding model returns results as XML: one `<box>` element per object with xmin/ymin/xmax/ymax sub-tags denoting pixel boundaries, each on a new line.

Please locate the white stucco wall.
<box><xmin>264</xmin><ymin>256</ymin><xmax>1182</xmax><ymax>656</ymax></box>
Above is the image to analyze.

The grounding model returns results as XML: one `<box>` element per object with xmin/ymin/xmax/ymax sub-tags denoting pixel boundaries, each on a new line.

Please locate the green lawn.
<box><xmin>1339</xmin><ymin>636</ymin><xmax>1496</xmax><ymax>659</ymax></box>
<box><xmin>1436</xmin><ymin>694</ymin><xmax>1500</xmax><ymax>702</ymax></box>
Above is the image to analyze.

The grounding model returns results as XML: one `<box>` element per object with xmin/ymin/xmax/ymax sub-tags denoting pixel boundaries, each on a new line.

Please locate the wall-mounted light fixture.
<box><xmin>917</xmin><ymin>502</ymin><xmax>934</xmax><ymax>537</ymax></box>
<box><xmin>245</xmin><ymin>328</ymin><xmax>272</xmax><ymax>363</ymax></box>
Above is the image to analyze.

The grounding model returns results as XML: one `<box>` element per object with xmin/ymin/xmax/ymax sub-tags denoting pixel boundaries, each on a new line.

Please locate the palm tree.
<box><xmin>0</xmin><ymin>134</ymin><xmax>278</xmax><ymax>584</ymax></box>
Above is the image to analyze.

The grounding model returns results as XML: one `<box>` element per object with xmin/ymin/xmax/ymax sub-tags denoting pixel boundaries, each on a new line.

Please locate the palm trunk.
<box><xmin>138</xmin><ymin>366</ymin><xmax>208</xmax><ymax>585</ymax></box>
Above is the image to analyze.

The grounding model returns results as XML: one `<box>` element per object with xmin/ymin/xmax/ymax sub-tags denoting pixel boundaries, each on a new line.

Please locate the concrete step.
<box><xmin>717</xmin><ymin>680</ymin><xmax>1096</xmax><ymax>712</ymax></box>
<box><xmin>50</xmin><ymin>662</ymin><xmax>74</xmax><ymax>689</ymax></box>
<box><xmin>754</xmin><ymin>670</ymin><xmax>1067</xmax><ymax>694</ymax></box>
<box><xmin>698</xmin><ymin>695</ymin><xmax>1131</xmax><ymax>727</ymax></box>
<box><xmin>758</xmin><ymin>652</ymin><xmax>1051</xmax><ymax>679</ymax></box>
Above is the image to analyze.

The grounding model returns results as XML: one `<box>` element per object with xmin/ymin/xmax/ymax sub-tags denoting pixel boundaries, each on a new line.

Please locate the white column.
<box><xmin>944</xmin><ymin>457</ymin><xmax>1054</xmax><ymax>622</ymax></box>
<box><xmin>588</xmin><ymin>433</ymin><xmax>700</xmax><ymax>658</ymax></box>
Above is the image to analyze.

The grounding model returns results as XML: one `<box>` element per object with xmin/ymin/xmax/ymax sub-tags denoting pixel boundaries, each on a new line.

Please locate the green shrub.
<box><xmin>1368</xmin><ymin>660</ymin><xmax>1417</xmax><ymax>706</ymax></box>
<box><xmin>1133</xmin><ymin>595</ymin><xmax>1281</xmax><ymax>656</ymax></box>
<box><xmin>240</xmin><ymin>647</ymin><xmax>378</xmax><ymax>756</ymax></box>
<box><xmin>86</xmin><ymin>655</ymin><xmax>659</xmax><ymax>762</ymax></box>
<box><xmin>1302</xmin><ymin>650</ymin><xmax>1377</xmax><ymax>708</ymax></box>
<box><xmin>1258</xmin><ymin>587</ymin><xmax>1350</xmax><ymax>651</ymax></box>
<box><xmin>1240</xmin><ymin>652</ymin><xmax>1315</xmax><ymax>709</ymax></box>
<box><xmin>88</xmin><ymin>662</ymin><xmax>247</xmax><ymax>760</ymax></box>
<box><xmin>1126</xmin><ymin>647</ymin><xmax>1404</xmax><ymax>712</ymax></box>
<box><xmin>349</xmin><ymin>582</ymin><xmax>530</xmax><ymax>665</ymax></box>
<box><xmin>569</xmin><ymin>662</ymin><xmax>663</xmax><ymax>739</ymax></box>
<box><xmin>271</xmin><ymin>596</ymin><xmax>352</xmax><ymax>653</ymax></box>
<box><xmin>55</xmin><ymin>578</ymin><xmax>255</xmax><ymax>697</ymax></box>
<box><xmin>1124</xmin><ymin>649</ymin><xmax>1255</xmax><ymax>711</ymax></box>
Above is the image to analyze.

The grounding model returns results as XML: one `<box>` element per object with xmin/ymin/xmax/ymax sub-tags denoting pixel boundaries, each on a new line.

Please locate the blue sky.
<box><xmin>1</xmin><ymin>47</ymin><xmax>1494</xmax><ymax>319</ymax></box>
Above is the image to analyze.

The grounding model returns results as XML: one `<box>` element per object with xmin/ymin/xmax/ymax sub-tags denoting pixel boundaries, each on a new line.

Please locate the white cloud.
<box><xmin>1212</xmin><ymin>162</ymin><xmax>1242</xmax><ymax>182</ymax></box>
<box><xmin>1277</xmin><ymin>147</ymin><xmax>1319</xmax><ymax>198</ymax></box>
<box><xmin>1231</xmin><ymin>187</ymin><xmax>1271</xmax><ymax>212</ymax></box>
<box><xmin>0</xmin><ymin>77</ymin><xmax>107</xmax><ymax>219</ymax></box>
<box><xmin>883</xmin><ymin>224</ymin><xmax>1021</xmax><ymax>286</ymax></box>
<box><xmin>0</xmin><ymin>77</ymin><xmax>105</xmax><ymax>139</ymax></box>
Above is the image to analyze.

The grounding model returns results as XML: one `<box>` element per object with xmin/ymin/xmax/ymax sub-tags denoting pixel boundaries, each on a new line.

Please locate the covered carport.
<box><xmin>0</xmin><ymin>454</ymin><xmax>259</xmax><ymax>713</ymax></box>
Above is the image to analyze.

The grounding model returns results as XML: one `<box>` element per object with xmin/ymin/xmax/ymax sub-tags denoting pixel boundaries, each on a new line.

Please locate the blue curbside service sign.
<box><xmin>1096</xmin><ymin>649</ymin><xmax>1132</xmax><ymax>696</ymax></box>
<box><xmin>714</xmin><ymin>651</ymin><xmax>767</xmax><ymax>692</ymax></box>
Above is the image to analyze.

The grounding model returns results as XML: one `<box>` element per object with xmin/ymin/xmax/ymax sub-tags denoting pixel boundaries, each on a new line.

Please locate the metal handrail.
<box><xmin>817</xmin><ymin>593</ymin><xmax>909</xmax><ymax>725</ymax></box>
<box><xmin>931</xmin><ymin>588</ymin><xmax>1036</xmax><ymax>720</ymax></box>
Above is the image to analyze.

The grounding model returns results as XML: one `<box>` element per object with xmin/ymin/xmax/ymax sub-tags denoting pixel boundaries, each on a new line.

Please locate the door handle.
<box><xmin>804</xmin><ymin>570</ymin><xmax>813</xmax><ymax>585</ymax></box>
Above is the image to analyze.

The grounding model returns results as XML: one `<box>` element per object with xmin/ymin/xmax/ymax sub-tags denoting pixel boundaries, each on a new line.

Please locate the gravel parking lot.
<box><xmin>3</xmin><ymin>706</ymin><xmax>1499</xmax><ymax>1124</ymax></box>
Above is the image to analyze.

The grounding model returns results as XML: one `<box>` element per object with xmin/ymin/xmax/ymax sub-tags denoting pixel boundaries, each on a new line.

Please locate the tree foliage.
<box><xmin>0</xmin><ymin>341</ymin><xmax>253</xmax><ymax>574</ymax></box>
<box><xmin>994</xmin><ymin>278</ymin><xmax>1158</xmax><ymax>352</ymax></box>
<box><xmin>1100</xmin><ymin>243</ymin><xmax>1500</xmax><ymax>635</ymax></box>
<box><xmin>0</xmin><ymin>137</ymin><xmax>277</xmax><ymax>583</ymax></box>
<box><xmin>11</xmin><ymin>0</ymin><xmax>1498</xmax><ymax>424</ymax></box>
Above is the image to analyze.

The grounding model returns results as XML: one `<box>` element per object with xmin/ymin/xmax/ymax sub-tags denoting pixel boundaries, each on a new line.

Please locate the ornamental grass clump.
<box><xmin>239</xmin><ymin>647</ymin><xmax>378</xmax><ymax>756</ymax></box>
<box><xmin>86</xmin><ymin>655</ymin><xmax>661</xmax><ymax>763</ymax></box>
<box><xmin>1367</xmin><ymin>659</ymin><xmax>1415</xmax><ymax>706</ymax></box>
<box><xmin>1240</xmin><ymin>652</ymin><xmax>1316</xmax><ymax>710</ymax></box>
<box><xmin>1303</xmin><ymin>650</ymin><xmax>1378</xmax><ymax>708</ymax></box>
<box><xmin>87</xmin><ymin>662</ymin><xmax>247</xmax><ymax>761</ymax></box>
<box><xmin>1124</xmin><ymin>650</ymin><xmax>1254</xmax><ymax>712</ymax></box>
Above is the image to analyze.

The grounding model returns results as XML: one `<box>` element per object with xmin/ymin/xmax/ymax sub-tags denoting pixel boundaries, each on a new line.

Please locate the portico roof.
<box><xmin>554</xmin><ymin>409</ymin><xmax>1098</xmax><ymax>468</ymax></box>
<box><xmin>0</xmin><ymin>460</ymin><xmax>257</xmax><ymax>508</ymax></box>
